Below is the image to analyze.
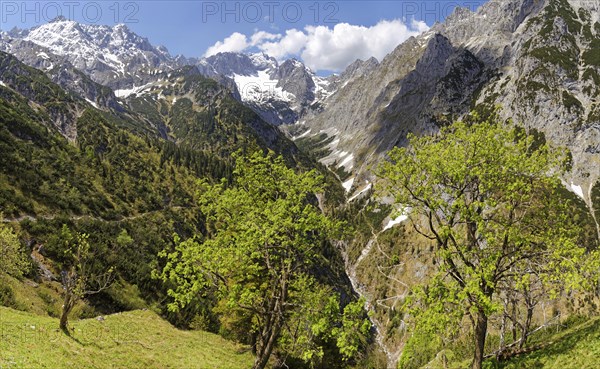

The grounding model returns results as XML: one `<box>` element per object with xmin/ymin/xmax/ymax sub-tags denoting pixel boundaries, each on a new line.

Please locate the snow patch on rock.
<box><xmin>568</xmin><ymin>182</ymin><xmax>585</xmax><ymax>199</ymax></box>
<box><xmin>383</xmin><ymin>208</ymin><xmax>411</xmax><ymax>231</ymax></box>
<box><xmin>342</xmin><ymin>177</ymin><xmax>355</xmax><ymax>192</ymax></box>
<box><xmin>85</xmin><ymin>98</ymin><xmax>99</xmax><ymax>109</ymax></box>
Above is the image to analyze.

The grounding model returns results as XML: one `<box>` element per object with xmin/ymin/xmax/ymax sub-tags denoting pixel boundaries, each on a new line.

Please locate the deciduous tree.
<box><xmin>377</xmin><ymin>113</ymin><xmax>598</xmax><ymax>369</ymax></box>
<box><xmin>59</xmin><ymin>225</ymin><xmax>113</xmax><ymax>333</ymax></box>
<box><xmin>158</xmin><ymin>151</ymin><xmax>368</xmax><ymax>369</ymax></box>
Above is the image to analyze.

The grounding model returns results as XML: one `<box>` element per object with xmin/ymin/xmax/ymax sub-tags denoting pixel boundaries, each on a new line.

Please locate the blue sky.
<box><xmin>0</xmin><ymin>0</ymin><xmax>488</xmax><ymax>71</ymax></box>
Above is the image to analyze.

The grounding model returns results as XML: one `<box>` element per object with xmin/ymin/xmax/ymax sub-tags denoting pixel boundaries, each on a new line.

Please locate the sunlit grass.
<box><xmin>0</xmin><ymin>306</ymin><xmax>252</xmax><ymax>368</ymax></box>
<box><xmin>489</xmin><ymin>316</ymin><xmax>600</xmax><ymax>369</ymax></box>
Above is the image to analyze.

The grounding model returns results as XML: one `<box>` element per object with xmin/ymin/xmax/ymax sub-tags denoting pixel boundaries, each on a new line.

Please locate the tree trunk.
<box><xmin>519</xmin><ymin>306</ymin><xmax>534</xmax><ymax>349</ymax></box>
<box><xmin>253</xmin><ymin>270</ymin><xmax>289</xmax><ymax>369</ymax></box>
<box><xmin>60</xmin><ymin>293</ymin><xmax>73</xmax><ymax>333</ymax></box>
<box><xmin>511</xmin><ymin>298</ymin><xmax>518</xmax><ymax>343</ymax></box>
<box><xmin>253</xmin><ymin>317</ymin><xmax>283</xmax><ymax>369</ymax></box>
<box><xmin>499</xmin><ymin>306</ymin><xmax>506</xmax><ymax>353</ymax></box>
<box><xmin>472</xmin><ymin>310</ymin><xmax>488</xmax><ymax>369</ymax></box>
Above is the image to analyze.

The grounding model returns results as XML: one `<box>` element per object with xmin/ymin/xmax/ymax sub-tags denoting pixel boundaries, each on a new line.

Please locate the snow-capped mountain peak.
<box><xmin>197</xmin><ymin>51</ymin><xmax>335</xmax><ymax>125</ymax></box>
<box><xmin>2</xmin><ymin>17</ymin><xmax>180</xmax><ymax>88</ymax></box>
<box><xmin>0</xmin><ymin>18</ymin><xmax>340</xmax><ymax>126</ymax></box>
<box><xmin>248</xmin><ymin>52</ymin><xmax>278</xmax><ymax>71</ymax></box>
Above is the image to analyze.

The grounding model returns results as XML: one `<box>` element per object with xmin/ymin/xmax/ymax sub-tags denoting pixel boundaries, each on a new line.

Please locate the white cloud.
<box><xmin>258</xmin><ymin>29</ymin><xmax>308</xmax><ymax>59</ymax></box>
<box><xmin>411</xmin><ymin>18</ymin><xmax>430</xmax><ymax>33</ymax></box>
<box><xmin>204</xmin><ymin>32</ymin><xmax>249</xmax><ymax>57</ymax></box>
<box><xmin>300</xmin><ymin>19</ymin><xmax>429</xmax><ymax>71</ymax></box>
<box><xmin>202</xmin><ymin>19</ymin><xmax>429</xmax><ymax>72</ymax></box>
<box><xmin>249</xmin><ymin>31</ymin><xmax>280</xmax><ymax>46</ymax></box>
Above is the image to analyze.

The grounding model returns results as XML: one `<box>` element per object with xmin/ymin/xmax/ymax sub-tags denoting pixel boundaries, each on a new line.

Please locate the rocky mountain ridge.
<box><xmin>295</xmin><ymin>0</ymin><xmax>600</xmax><ymax>366</ymax></box>
<box><xmin>198</xmin><ymin>51</ymin><xmax>335</xmax><ymax>125</ymax></box>
<box><xmin>298</xmin><ymin>0</ymin><xmax>600</xmax><ymax>207</ymax></box>
<box><xmin>0</xmin><ymin>16</ymin><xmax>185</xmax><ymax>89</ymax></box>
<box><xmin>0</xmin><ymin>17</ymin><xmax>370</xmax><ymax>127</ymax></box>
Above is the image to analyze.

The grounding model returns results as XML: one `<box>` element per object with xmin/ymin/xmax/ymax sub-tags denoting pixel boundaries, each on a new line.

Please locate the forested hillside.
<box><xmin>0</xmin><ymin>49</ymin><xmax>356</xmax><ymax>368</ymax></box>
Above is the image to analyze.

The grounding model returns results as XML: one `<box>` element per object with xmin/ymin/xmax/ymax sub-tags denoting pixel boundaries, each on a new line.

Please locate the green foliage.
<box><xmin>484</xmin><ymin>317</ymin><xmax>600</xmax><ymax>369</ymax></box>
<box><xmin>296</xmin><ymin>133</ymin><xmax>335</xmax><ymax>159</ymax></box>
<box><xmin>58</xmin><ymin>225</ymin><xmax>114</xmax><ymax>331</ymax></box>
<box><xmin>397</xmin><ymin>329</ymin><xmax>445</xmax><ymax>369</ymax></box>
<box><xmin>278</xmin><ymin>278</ymin><xmax>341</xmax><ymax>366</ymax></box>
<box><xmin>398</xmin><ymin>274</ymin><xmax>466</xmax><ymax>369</ymax></box>
<box><xmin>0</xmin><ymin>94</ymin><xmax>200</xmax><ymax>218</ymax></box>
<box><xmin>0</xmin><ymin>50</ymin><xmax>347</xmax><ymax>344</ymax></box>
<box><xmin>102</xmin><ymin>279</ymin><xmax>147</xmax><ymax>311</ymax></box>
<box><xmin>334</xmin><ymin>298</ymin><xmax>372</xmax><ymax>361</ymax></box>
<box><xmin>582</xmin><ymin>68</ymin><xmax>600</xmax><ymax>85</ymax></box>
<box><xmin>0</xmin><ymin>284</ymin><xmax>17</xmax><ymax>308</ymax></box>
<box><xmin>524</xmin><ymin>0</ymin><xmax>582</xmax><ymax>81</ymax></box>
<box><xmin>377</xmin><ymin>111</ymin><xmax>599</xmax><ymax>369</ymax></box>
<box><xmin>535</xmin><ymin>0</ymin><xmax>582</xmax><ymax>37</ymax></box>
<box><xmin>592</xmin><ymin>181</ymin><xmax>600</xmax><ymax>226</ymax></box>
<box><xmin>528</xmin><ymin>47</ymin><xmax>578</xmax><ymax>77</ymax></box>
<box><xmin>0</xmin><ymin>219</ymin><xmax>28</xmax><ymax>278</ymax></box>
<box><xmin>125</xmin><ymin>70</ymin><xmax>298</xmax><ymax>161</ymax></box>
<box><xmin>115</xmin><ymin>229</ymin><xmax>133</xmax><ymax>248</ymax></box>
<box><xmin>160</xmin><ymin>140</ymin><xmax>233</xmax><ymax>181</ymax></box>
<box><xmin>158</xmin><ymin>151</ymin><xmax>365</xmax><ymax>368</ymax></box>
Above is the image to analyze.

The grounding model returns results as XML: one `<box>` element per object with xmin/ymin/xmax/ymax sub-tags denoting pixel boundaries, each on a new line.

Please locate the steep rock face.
<box><xmin>473</xmin><ymin>0</ymin><xmax>600</xmax><ymax>207</ymax></box>
<box><xmin>205</xmin><ymin>52</ymin><xmax>277</xmax><ymax>76</ymax></box>
<box><xmin>294</xmin><ymin>35</ymin><xmax>431</xmax><ymax>173</ymax></box>
<box><xmin>370</xmin><ymin>34</ymin><xmax>460</xmax><ymax>152</ymax></box>
<box><xmin>301</xmin><ymin>0</ymin><xmax>600</xmax><ymax>205</ymax></box>
<box><xmin>48</xmin><ymin>66</ymin><xmax>124</xmax><ymax>112</ymax></box>
<box><xmin>275</xmin><ymin>59</ymin><xmax>316</xmax><ymax>108</ymax></box>
<box><xmin>0</xmin><ymin>35</ymin><xmax>126</xmax><ymax>113</ymax></box>
<box><xmin>429</xmin><ymin>0</ymin><xmax>600</xmax><ymax>208</ymax></box>
<box><xmin>337</xmin><ymin>57</ymin><xmax>380</xmax><ymax>84</ymax></box>
<box><xmin>0</xmin><ymin>51</ymin><xmax>86</xmax><ymax>140</ymax></box>
<box><xmin>371</xmin><ymin>43</ymin><xmax>487</xmax><ymax>154</ymax></box>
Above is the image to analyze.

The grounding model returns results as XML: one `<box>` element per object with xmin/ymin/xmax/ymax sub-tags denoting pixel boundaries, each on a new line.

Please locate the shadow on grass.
<box><xmin>485</xmin><ymin>318</ymin><xmax>600</xmax><ymax>369</ymax></box>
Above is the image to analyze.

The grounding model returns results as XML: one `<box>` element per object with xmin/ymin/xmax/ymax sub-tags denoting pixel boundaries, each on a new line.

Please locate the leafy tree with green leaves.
<box><xmin>377</xmin><ymin>112</ymin><xmax>599</xmax><ymax>369</ymax></box>
<box><xmin>0</xmin><ymin>217</ymin><xmax>28</xmax><ymax>278</ymax></box>
<box><xmin>158</xmin><ymin>151</ymin><xmax>368</xmax><ymax>369</ymax></box>
<box><xmin>58</xmin><ymin>225</ymin><xmax>114</xmax><ymax>333</ymax></box>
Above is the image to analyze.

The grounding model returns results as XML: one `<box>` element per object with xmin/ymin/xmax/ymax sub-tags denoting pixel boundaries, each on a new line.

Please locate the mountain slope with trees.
<box><xmin>1</xmin><ymin>0</ymin><xmax>600</xmax><ymax>367</ymax></box>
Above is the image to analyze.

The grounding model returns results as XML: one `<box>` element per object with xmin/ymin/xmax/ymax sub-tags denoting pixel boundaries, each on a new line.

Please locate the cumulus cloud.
<box><xmin>204</xmin><ymin>32</ymin><xmax>249</xmax><ymax>57</ymax></box>
<box><xmin>202</xmin><ymin>19</ymin><xmax>429</xmax><ymax>71</ymax></box>
<box><xmin>300</xmin><ymin>19</ymin><xmax>429</xmax><ymax>71</ymax></box>
<box><xmin>249</xmin><ymin>31</ymin><xmax>281</xmax><ymax>46</ymax></box>
<box><xmin>259</xmin><ymin>29</ymin><xmax>308</xmax><ymax>60</ymax></box>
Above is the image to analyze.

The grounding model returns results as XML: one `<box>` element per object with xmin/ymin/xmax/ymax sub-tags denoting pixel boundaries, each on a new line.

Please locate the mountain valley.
<box><xmin>1</xmin><ymin>0</ymin><xmax>600</xmax><ymax>368</ymax></box>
